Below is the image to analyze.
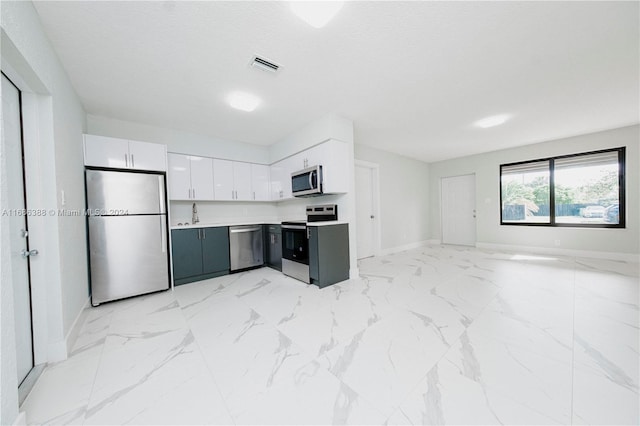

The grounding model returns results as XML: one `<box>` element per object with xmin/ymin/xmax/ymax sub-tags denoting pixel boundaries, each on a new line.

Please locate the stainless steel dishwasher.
<box><xmin>228</xmin><ymin>225</ymin><xmax>264</xmax><ymax>271</ymax></box>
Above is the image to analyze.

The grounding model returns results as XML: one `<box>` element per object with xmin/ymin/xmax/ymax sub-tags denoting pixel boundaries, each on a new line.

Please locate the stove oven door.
<box><xmin>281</xmin><ymin>225</ymin><xmax>309</xmax><ymax>265</ymax></box>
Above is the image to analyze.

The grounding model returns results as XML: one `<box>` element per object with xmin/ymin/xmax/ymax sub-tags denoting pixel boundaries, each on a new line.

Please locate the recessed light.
<box><xmin>474</xmin><ymin>114</ymin><xmax>510</xmax><ymax>128</ymax></box>
<box><xmin>228</xmin><ymin>91</ymin><xmax>261</xmax><ymax>112</ymax></box>
<box><xmin>290</xmin><ymin>1</ymin><xmax>344</xmax><ymax>28</ymax></box>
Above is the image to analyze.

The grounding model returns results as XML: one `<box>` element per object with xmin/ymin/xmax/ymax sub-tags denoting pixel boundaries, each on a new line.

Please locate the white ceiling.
<box><xmin>33</xmin><ymin>1</ymin><xmax>639</xmax><ymax>162</ymax></box>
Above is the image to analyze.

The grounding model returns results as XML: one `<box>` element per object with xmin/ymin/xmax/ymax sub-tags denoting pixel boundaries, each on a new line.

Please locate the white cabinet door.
<box><xmin>190</xmin><ymin>156</ymin><xmax>214</xmax><ymax>201</ymax></box>
<box><xmin>233</xmin><ymin>162</ymin><xmax>252</xmax><ymax>200</ymax></box>
<box><xmin>213</xmin><ymin>159</ymin><xmax>234</xmax><ymax>200</ymax></box>
<box><xmin>319</xmin><ymin>140</ymin><xmax>349</xmax><ymax>194</ymax></box>
<box><xmin>167</xmin><ymin>153</ymin><xmax>191</xmax><ymax>200</ymax></box>
<box><xmin>270</xmin><ymin>160</ymin><xmax>285</xmax><ymax>200</ymax></box>
<box><xmin>251</xmin><ymin>164</ymin><xmax>270</xmax><ymax>201</ymax></box>
<box><xmin>84</xmin><ymin>134</ymin><xmax>129</xmax><ymax>168</ymax></box>
<box><xmin>281</xmin><ymin>156</ymin><xmax>294</xmax><ymax>200</ymax></box>
<box><xmin>128</xmin><ymin>140</ymin><xmax>166</xmax><ymax>171</ymax></box>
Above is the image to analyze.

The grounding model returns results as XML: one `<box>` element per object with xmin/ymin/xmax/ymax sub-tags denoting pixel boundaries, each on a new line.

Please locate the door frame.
<box><xmin>355</xmin><ymin>160</ymin><xmax>381</xmax><ymax>258</ymax></box>
<box><xmin>2</xmin><ymin>53</ymin><xmax>59</xmax><ymax>367</ymax></box>
<box><xmin>440</xmin><ymin>173</ymin><xmax>477</xmax><ymax>246</ymax></box>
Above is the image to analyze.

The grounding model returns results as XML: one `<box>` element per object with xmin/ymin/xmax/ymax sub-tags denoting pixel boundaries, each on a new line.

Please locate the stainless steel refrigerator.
<box><xmin>86</xmin><ymin>169</ymin><xmax>170</xmax><ymax>306</ymax></box>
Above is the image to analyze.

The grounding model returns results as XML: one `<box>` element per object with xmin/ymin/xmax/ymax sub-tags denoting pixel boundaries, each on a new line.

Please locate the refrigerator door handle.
<box><xmin>160</xmin><ymin>217</ymin><xmax>166</xmax><ymax>253</ymax></box>
<box><xmin>158</xmin><ymin>177</ymin><xmax>165</xmax><ymax>213</ymax></box>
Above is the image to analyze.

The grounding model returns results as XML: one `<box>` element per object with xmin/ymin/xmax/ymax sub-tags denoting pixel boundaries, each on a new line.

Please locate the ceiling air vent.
<box><xmin>251</xmin><ymin>56</ymin><xmax>280</xmax><ymax>73</ymax></box>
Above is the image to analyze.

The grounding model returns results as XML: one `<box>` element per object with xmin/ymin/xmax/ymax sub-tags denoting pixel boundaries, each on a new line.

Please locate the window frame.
<box><xmin>499</xmin><ymin>147</ymin><xmax>626</xmax><ymax>228</ymax></box>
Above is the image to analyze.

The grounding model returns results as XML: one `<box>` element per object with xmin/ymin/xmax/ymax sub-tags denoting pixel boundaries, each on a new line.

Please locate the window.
<box><xmin>500</xmin><ymin>147</ymin><xmax>625</xmax><ymax>227</ymax></box>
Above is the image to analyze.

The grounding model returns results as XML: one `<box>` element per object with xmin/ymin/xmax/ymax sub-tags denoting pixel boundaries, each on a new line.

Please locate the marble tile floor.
<box><xmin>20</xmin><ymin>245</ymin><xmax>639</xmax><ymax>425</ymax></box>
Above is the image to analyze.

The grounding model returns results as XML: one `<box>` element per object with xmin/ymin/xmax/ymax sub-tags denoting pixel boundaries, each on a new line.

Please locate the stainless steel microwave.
<box><xmin>291</xmin><ymin>165</ymin><xmax>323</xmax><ymax>197</ymax></box>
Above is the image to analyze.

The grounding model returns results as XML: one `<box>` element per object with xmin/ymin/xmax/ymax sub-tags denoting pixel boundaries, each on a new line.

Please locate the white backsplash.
<box><xmin>169</xmin><ymin>194</ymin><xmax>346</xmax><ymax>226</ymax></box>
<box><xmin>170</xmin><ymin>201</ymin><xmax>279</xmax><ymax>226</ymax></box>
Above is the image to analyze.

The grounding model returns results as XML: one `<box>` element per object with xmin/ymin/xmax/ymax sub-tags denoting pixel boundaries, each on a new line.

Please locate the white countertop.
<box><xmin>306</xmin><ymin>220</ymin><xmax>348</xmax><ymax>227</ymax></box>
<box><xmin>170</xmin><ymin>220</ymin><xmax>348</xmax><ymax>230</ymax></box>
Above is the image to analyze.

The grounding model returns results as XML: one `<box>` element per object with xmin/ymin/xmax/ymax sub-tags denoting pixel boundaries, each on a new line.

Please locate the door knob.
<box><xmin>20</xmin><ymin>229</ymin><xmax>28</xmax><ymax>238</ymax></box>
<box><xmin>21</xmin><ymin>249</ymin><xmax>39</xmax><ymax>258</ymax></box>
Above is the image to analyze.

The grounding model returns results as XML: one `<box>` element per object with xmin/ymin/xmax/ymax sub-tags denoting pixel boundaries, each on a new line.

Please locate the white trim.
<box><xmin>349</xmin><ymin>266</ymin><xmax>360</xmax><ymax>279</ymax></box>
<box><xmin>65</xmin><ymin>297</ymin><xmax>90</xmax><ymax>355</ymax></box>
<box><xmin>379</xmin><ymin>240</ymin><xmax>430</xmax><ymax>256</ymax></box>
<box><xmin>12</xmin><ymin>411</ymin><xmax>26</xmax><ymax>426</ymax></box>
<box><xmin>476</xmin><ymin>242</ymin><xmax>640</xmax><ymax>263</ymax></box>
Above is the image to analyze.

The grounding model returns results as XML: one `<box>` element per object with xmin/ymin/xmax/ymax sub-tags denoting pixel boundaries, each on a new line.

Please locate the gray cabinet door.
<box><xmin>266</xmin><ymin>225</ymin><xmax>282</xmax><ymax>271</ymax></box>
<box><xmin>171</xmin><ymin>229</ymin><xmax>203</xmax><ymax>280</ymax></box>
<box><xmin>202</xmin><ymin>227</ymin><xmax>230</xmax><ymax>274</ymax></box>
<box><xmin>308</xmin><ymin>224</ymin><xmax>350</xmax><ymax>288</ymax></box>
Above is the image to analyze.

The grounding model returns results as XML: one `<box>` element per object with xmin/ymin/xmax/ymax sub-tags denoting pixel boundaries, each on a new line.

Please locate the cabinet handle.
<box><xmin>188</xmin><ymin>188</ymin><xmax>191</xmax><ymax>199</ymax></box>
<box><xmin>125</xmin><ymin>154</ymin><xmax>128</xmax><ymax>167</ymax></box>
<box><xmin>202</xmin><ymin>229</ymin><xmax>206</xmax><ymax>239</ymax></box>
<box><xmin>131</xmin><ymin>154</ymin><xmax>135</xmax><ymax>168</ymax></box>
<box><xmin>253</xmin><ymin>191</ymin><xmax>256</xmax><ymax>200</ymax></box>
<box><xmin>193</xmin><ymin>188</ymin><xmax>196</xmax><ymax>199</ymax></box>
<box><xmin>197</xmin><ymin>229</ymin><xmax>201</xmax><ymax>239</ymax></box>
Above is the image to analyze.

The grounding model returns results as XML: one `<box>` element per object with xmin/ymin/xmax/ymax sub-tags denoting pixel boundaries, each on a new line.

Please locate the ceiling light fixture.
<box><xmin>474</xmin><ymin>114</ymin><xmax>510</xmax><ymax>129</ymax></box>
<box><xmin>290</xmin><ymin>1</ymin><xmax>344</xmax><ymax>28</ymax></box>
<box><xmin>228</xmin><ymin>91</ymin><xmax>261</xmax><ymax>112</ymax></box>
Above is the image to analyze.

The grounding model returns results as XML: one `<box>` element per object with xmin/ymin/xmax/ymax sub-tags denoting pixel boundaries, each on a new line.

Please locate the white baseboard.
<box><xmin>349</xmin><ymin>267</ymin><xmax>360</xmax><ymax>279</ymax></box>
<box><xmin>65</xmin><ymin>296</ymin><xmax>91</xmax><ymax>356</ymax></box>
<box><xmin>379</xmin><ymin>240</ymin><xmax>430</xmax><ymax>256</ymax></box>
<box><xmin>12</xmin><ymin>411</ymin><xmax>26</xmax><ymax>426</ymax></box>
<box><xmin>476</xmin><ymin>242</ymin><xmax>640</xmax><ymax>263</ymax></box>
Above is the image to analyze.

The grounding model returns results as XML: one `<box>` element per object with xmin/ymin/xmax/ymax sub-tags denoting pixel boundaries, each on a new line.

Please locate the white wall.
<box><xmin>1</xmin><ymin>1</ymin><xmax>88</xmax><ymax>424</ymax></box>
<box><xmin>87</xmin><ymin>114</ymin><xmax>270</xmax><ymax>164</ymax></box>
<box><xmin>354</xmin><ymin>144</ymin><xmax>430</xmax><ymax>252</ymax></box>
<box><xmin>429</xmin><ymin>125</ymin><xmax>639</xmax><ymax>257</ymax></box>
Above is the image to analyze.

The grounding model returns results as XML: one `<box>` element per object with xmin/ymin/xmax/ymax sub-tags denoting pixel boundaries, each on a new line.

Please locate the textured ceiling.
<box><xmin>33</xmin><ymin>1</ymin><xmax>639</xmax><ymax>162</ymax></box>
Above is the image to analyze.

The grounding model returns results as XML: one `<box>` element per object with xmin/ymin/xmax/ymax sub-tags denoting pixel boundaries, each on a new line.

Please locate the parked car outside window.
<box><xmin>580</xmin><ymin>205</ymin><xmax>606</xmax><ymax>218</ymax></box>
<box><xmin>604</xmin><ymin>204</ymin><xmax>619</xmax><ymax>223</ymax></box>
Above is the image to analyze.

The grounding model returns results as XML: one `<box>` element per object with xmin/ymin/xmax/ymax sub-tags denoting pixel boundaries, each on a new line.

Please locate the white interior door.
<box><xmin>441</xmin><ymin>174</ymin><xmax>476</xmax><ymax>246</ymax></box>
<box><xmin>2</xmin><ymin>73</ymin><xmax>34</xmax><ymax>385</ymax></box>
<box><xmin>355</xmin><ymin>163</ymin><xmax>378</xmax><ymax>259</ymax></box>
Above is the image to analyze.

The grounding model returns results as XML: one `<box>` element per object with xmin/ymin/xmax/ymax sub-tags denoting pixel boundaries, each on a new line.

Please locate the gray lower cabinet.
<box><xmin>308</xmin><ymin>224</ymin><xmax>349</xmax><ymax>288</ymax></box>
<box><xmin>265</xmin><ymin>224</ymin><xmax>282</xmax><ymax>271</ymax></box>
<box><xmin>171</xmin><ymin>227</ymin><xmax>230</xmax><ymax>285</ymax></box>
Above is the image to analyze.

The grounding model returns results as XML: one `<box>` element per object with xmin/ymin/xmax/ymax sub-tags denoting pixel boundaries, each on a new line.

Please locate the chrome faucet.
<box><xmin>192</xmin><ymin>202</ymin><xmax>199</xmax><ymax>224</ymax></box>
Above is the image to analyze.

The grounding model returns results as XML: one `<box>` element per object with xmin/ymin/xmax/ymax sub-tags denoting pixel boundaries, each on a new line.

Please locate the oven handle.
<box><xmin>282</xmin><ymin>224</ymin><xmax>306</xmax><ymax>230</ymax></box>
<box><xmin>230</xmin><ymin>227</ymin><xmax>262</xmax><ymax>233</ymax></box>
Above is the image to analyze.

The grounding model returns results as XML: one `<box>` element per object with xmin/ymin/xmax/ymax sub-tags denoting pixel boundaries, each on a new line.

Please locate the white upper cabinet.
<box><xmin>167</xmin><ymin>153</ymin><xmax>191</xmax><ymax>200</ymax></box>
<box><xmin>269</xmin><ymin>139</ymin><xmax>349</xmax><ymax>199</ymax></box>
<box><xmin>315</xmin><ymin>140</ymin><xmax>349</xmax><ymax>194</ymax></box>
<box><xmin>213</xmin><ymin>159</ymin><xmax>234</xmax><ymax>201</ymax></box>
<box><xmin>167</xmin><ymin>153</ymin><xmax>214</xmax><ymax>201</ymax></box>
<box><xmin>233</xmin><ymin>162</ymin><xmax>252</xmax><ymax>200</ymax></box>
<box><xmin>84</xmin><ymin>134</ymin><xmax>166</xmax><ymax>171</ymax></box>
<box><xmin>251</xmin><ymin>164</ymin><xmax>270</xmax><ymax>201</ymax></box>
<box><xmin>270</xmin><ymin>157</ymin><xmax>294</xmax><ymax>201</ymax></box>
<box><xmin>213</xmin><ymin>159</ymin><xmax>267</xmax><ymax>201</ymax></box>
<box><xmin>189</xmin><ymin>156</ymin><xmax>215</xmax><ymax>200</ymax></box>
<box><xmin>127</xmin><ymin>140</ymin><xmax>167</xmax><ymax>171</ymax></box>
